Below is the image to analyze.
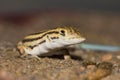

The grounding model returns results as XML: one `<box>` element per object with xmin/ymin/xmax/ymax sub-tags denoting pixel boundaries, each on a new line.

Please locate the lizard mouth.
<box><xmin>70</xmin><ymin>37</ymin><xmax>86</xmax><ymax>40</ymax></box>
<box><xmin>80</xmin><ymin>38</ymin><xmax>86</xmax><ymax>41</ymax></box>
<box><xmin>64</xmin><ymin>37</ymin><xmax>85</xmax><ymax>45</ymax></box>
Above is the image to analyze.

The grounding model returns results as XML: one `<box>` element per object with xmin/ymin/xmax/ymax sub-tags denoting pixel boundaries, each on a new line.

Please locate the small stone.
<box><xmin>79</xmin><ymin>66</ymin><xmax>85</xmax><ymax>71</ymax></box>
<box><xmin>116</xmin><ymin>55</ymin><xmax>120</xmax><ymax>59</ymax></box>
<box><xmin>102</xmin><ymin>54</ymin><xmax>112</xmax><ymax>61</ymax></box>
<box><xmin>87</xmin><ymin>65</ymin><xmax>96</xmax><ymax>70</ymax></box>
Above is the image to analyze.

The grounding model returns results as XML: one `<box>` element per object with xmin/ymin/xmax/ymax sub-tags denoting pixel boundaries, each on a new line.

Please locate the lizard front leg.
<box><xmin>61</xmin><ymin>48</ymin><xmax>71</xmax><ymax>60</ymax></box>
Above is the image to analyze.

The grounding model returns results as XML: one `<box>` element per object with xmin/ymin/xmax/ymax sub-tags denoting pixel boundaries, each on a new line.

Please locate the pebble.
<box><xmin>87</xmin><ymin>65</ymin><xmax>96</xmax><ymax>70</ymax></box>
<box><xmin>79</xmin><ymin>66</ymin><xmax>85</xmax><ymax>71</ymax></box>
<box><xmin>116</xmin><ymin>55</ymin><xmax>120</xmax><ymax>60</ymax></box>
<box><xmin>102</xmin><ymin>54</ymin><xmax>112</xmax><ymax>61</ymax></box>
<box><xmin>0</xmin><ymin>70</ymin><xmax>14</xmax><ymax>80</ymax></box>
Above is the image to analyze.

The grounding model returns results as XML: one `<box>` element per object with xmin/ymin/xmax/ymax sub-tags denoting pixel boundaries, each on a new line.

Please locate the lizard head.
<box><xmin>54</xmin><ymin>26</ymin><xmax>85</xmax><ymax>45</ymax></box>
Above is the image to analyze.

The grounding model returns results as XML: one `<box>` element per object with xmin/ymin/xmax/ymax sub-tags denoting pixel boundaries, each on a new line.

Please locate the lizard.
<box><xmin>17</xmin><ymin>26</ymin><xmax>85</xmax><ymax>59</ymax></box>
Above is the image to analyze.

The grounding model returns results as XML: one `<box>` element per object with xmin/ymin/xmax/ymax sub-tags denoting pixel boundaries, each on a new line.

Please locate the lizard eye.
<box><xmin>60</xmin><ymin>30</ymin><xmax>65</xmax><ymax>36</ymax></box>
<box><xmin>61</xmin><ymin>30</ymin><xmax>65</xmax><ymax>34</ymax></box>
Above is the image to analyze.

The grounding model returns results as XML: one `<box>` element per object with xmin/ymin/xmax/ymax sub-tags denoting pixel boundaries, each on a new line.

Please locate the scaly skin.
<box><xmin>17</xmin><ymin>26</ymin><xmax>85</xmax><ymax>59</ymax></box>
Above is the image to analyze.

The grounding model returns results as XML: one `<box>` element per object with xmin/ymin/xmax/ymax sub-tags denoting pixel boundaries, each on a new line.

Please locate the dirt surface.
<box><xmin>0</xmin><ymin>41</ymin><xmax>119</xmax><ymax>80</ymax></box>
<box><xmin>0</xmin><ymin>11</ymin><xmax>120</xmax><ymax>80</ymax></box>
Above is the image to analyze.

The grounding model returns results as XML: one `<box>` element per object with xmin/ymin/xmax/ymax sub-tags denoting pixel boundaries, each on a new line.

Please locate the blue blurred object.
<box><xmin>79</xmin><ymin>43</ymin><xmax>120</xmax><ymax>52</ymax></box>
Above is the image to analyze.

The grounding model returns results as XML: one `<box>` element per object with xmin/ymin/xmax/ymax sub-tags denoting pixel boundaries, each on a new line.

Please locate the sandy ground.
<box><xmin>0</xmin><ymin>11</ymin><xmax>120</xmax><ymax>80</ymax></box>
<box><xmin>0</xmin><ymin>41</ymin><xmax>119</xmax><ymax>80</ymax></box>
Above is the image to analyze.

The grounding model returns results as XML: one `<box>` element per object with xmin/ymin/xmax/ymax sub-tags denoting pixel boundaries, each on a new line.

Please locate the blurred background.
<box><xmin>0</xmin><ymin>0</ymin><xmax>120</xmax><ymax>45</ymax></box>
